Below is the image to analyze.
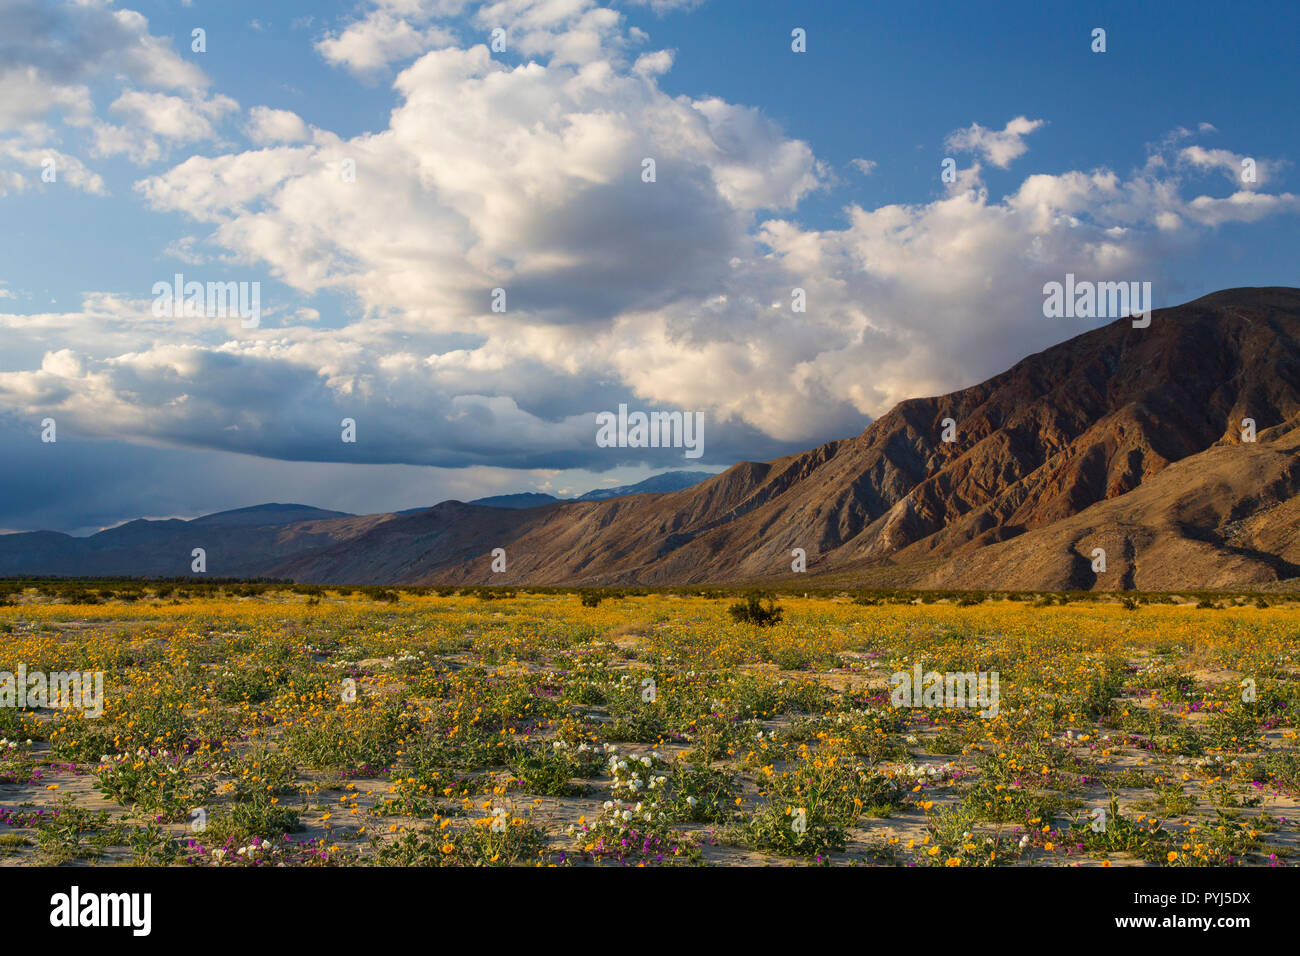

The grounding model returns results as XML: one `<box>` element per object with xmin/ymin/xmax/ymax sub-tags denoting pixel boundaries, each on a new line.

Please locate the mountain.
<box><xmin>266</xmin><ymin>287</ymin><xmax>1300</xmax><ymax>589</ymax></box>
<box><xmin>463</xmin><ymin>472</ymin><xmax>714</xmax><ymax>508</ymax></box>
<box><xmin>0</xmin><ymin>507</ymin><xmax>394</xmax><ymax>578</ymax></box>
<box><xmin>4</xmin><ymin>288</ymin><xmax>1299</xmax><ymax>590</ymax></box>
<box><xmin>574</xmin><ymin>471</ymin><xmax>715</xmax><ymax>500</ymax></box>
<box><xmin>466</xmin><ymin>492</ymin><xmax>560</xmax><ymax>509</ymax></box>
<box><xmin>189</xmin><ymin>503</ymin><xmax>352</xmax><ymax>527</ymax></box>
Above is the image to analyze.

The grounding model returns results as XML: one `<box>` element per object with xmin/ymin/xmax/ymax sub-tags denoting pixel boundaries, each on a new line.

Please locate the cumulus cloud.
<box><xmin>244</xmin><ymin>107</ymin><xmax>312</xmax><ymax>145</ymax></box>
<box><xmin>1</xmin><ymin>3</ymin><xmax>1297</xmax><ymax>493</ymax></box>
<box><xmin>137</xmin><ymin>35</ymin><xmax>824</xmax><ymax>328</ymax></box>
<box><xmin>1178</xmin><ymin>145</ymin><xmax>1284</xmax><ymax>189</ymax></box>
<box><xmin>632</xmin><ymin>48</ymin><xmax>673</xmax><ymax>75</ymax></box>
<box><xmin>1184</xmin><ymin>189</ymin><xmax>1300</xmax><ymax>226</ymax></box>
<box><xmin>109</xmin><ymin>91</ymin><xmax>239</xmax><ymax>143</ymax></box>
<box><xmin>0</xmin><ymin>0</ymin><xmax>207</xmax><ymax>99</ymax></box>
<box><xmin>317</xmin><ymin>12</ymin><xmax>459</xmax><ymax>78</ymax></box>
<box><xmin>945</xmin><ymin>116</ymin><xmax>1045</xmax><ymax>169</ymax></box>
<box><xmin>0</xmin><ymin>142</ymin><xmax>104</xmax><ymax>195</ymax></box>
<box><xmin>0</xmin><ymin>66</ymin><xmax>94</xmax><ymax>135</ymax></box>
<box><xmin>0</xmin><ymin>0</ymin><xmax>230</xmax><ymax>181</ymax></box>
<box><xmin>94</xmin><ymin>90</ymin><xmax>240</xmax><ymax>162</ymax></box>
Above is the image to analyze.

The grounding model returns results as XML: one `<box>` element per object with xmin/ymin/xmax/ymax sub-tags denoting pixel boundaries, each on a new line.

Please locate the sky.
<box><xmin>1</xmin><ymin>0</ymin><xmax>1297</xmax><ymax>535</ymax></box>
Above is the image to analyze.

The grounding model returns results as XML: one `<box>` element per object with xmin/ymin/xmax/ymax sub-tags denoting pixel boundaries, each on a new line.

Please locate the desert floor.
<box><xmin>1</xmin><ymin>587</ymin><xmax>1297</xmax><ymax>866</ymax></box>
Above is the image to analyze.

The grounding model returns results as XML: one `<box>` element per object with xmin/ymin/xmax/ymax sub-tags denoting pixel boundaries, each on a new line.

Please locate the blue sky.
<box><xmin>1</xmin><ymin>0</ymin><xmax>1297</xmax><ymax>534</ymax></box>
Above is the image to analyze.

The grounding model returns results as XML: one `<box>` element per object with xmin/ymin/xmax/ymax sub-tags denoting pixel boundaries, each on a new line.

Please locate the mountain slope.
<box><xmin>463</xmin><ymin>472</ymin><xmax>715</xmax><ymax>509</ymax></box>
<box><xmin>465</xmin><ymin>492</ymin><xmax>561</xmax><ymax>509</ymax></box>
<box><xmin>346</xmin><ymin>286</ymin><xmax>1298</xmax><ymax>588</ymax></box>
<box><xmin>190</xmin><ymin>503</ymin><xmax>352</xmax><ymax>527</ymax></box>
<box><xmin>0</xmin><ymin>511</ymin><xmax>398</xmax><ymax>578</ymax></box>
<box><xmin>4</xmin><ymin>287</ymin><xmax>1299</xmax><ymax>590</ymax></box>
<box><xmin>917</xmin><ymin>417</ymin><xmax>1300</xmax><ymax>590</ymax></box>
<box><xmin>575</xmin><ymin>471</ymin><xmax>716</xmax><ymax>500</ymax></box>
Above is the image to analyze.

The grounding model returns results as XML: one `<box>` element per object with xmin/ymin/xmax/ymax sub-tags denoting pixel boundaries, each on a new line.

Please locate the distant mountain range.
<box><xmin>3</xmin><ymin>288</ymin><xmax>1299</xmax><ymax>590</ymax></box>
<box><xmin>467</xmin><ymin>471</ymin><xmax>715</xmax><ymax>509</ymax></box>
<box><xmin>0</xmin><ymin>472</ymin><xmax>716</xmax><ymax>579</ymax></box>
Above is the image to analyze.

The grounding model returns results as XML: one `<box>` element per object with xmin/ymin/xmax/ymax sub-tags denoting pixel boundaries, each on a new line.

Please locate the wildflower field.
<box><xmin>1</xmin><ymin>586</ymin><xmax>1298</xmax><ymax>867</ymax></box>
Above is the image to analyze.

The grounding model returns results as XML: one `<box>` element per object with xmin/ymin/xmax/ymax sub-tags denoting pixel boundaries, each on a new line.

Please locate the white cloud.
<box><xmin>94</xmin><ymin>90</ymin><xmax>240</xmax><ymax>162</ymax></box>
<box><xmin>244</xmin><ymin>107</ymin><xmax>311</xmax><ymax>145</ymax></box>
<box><xmin>0</xmin><ymin>67</ymin><xmax>94</xmax><ymax>134</ymax></box>
<box><xmin>945</xmin><ymin>116</ymin><xmax>1045</xmax><ymax>169</ymax></box>
<box><xmin>1178</xmin><ymin>145</ymin><xmax>1283</xmax><ymax>189</ymax></box>
<box><xmin>2</xmin><ymin>8</ymin><xmax>1296</xmax><ymax>477</ymax></box>
<box><xmin>1185</xmin><ymin>189</ymin><xmax>1300</xmax><ymax>226</ymax></box>
<box><xmin>632</xmin><ymin>49</ymin><xmax>673</xmax><ymax>75</ymax></box>
<box><xmin>138</xmin><ymin>37</ymin><xmax>825</xmax><ymax>327</ymax></box>
<box><xmin>0</xmin><ymin>143</ymin><xmax>105</xmax><ymax>195</ymax></box>
<box><xmin>0</xmin><ymin>1</ymin><xmax>222</xmax><ymax>181</ymax></box>
<box><xmin>41</xmin><ymin>348</ymin><xmax>86</xmax><ymax>379</ymax></box>
<box><xmin>317</xmin><ymin>11</ymin><xmax>459</xmax><ymax>76</ymax></box>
